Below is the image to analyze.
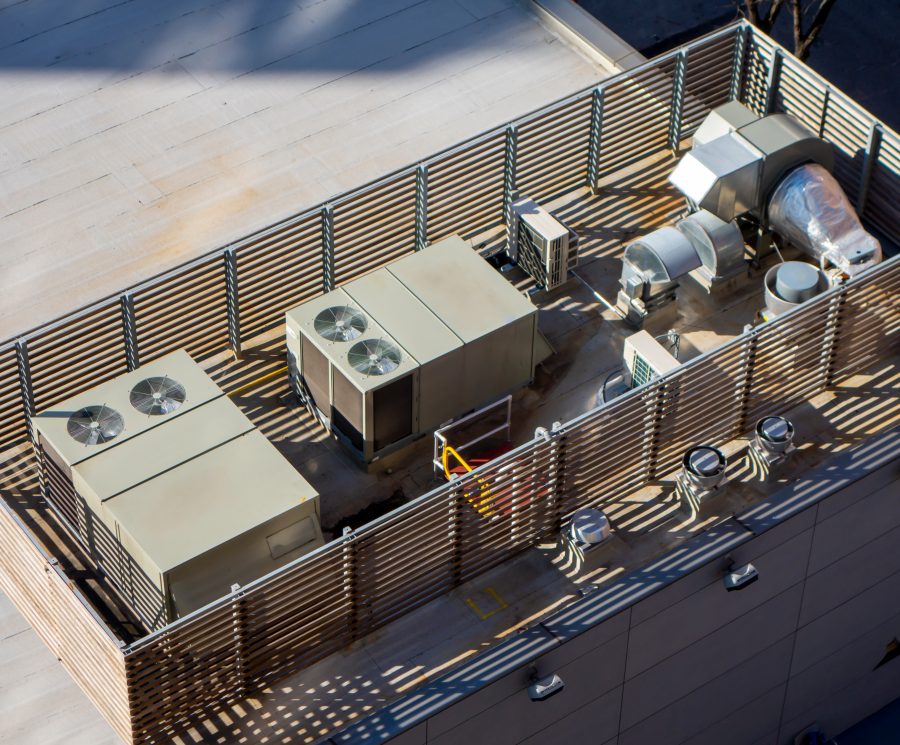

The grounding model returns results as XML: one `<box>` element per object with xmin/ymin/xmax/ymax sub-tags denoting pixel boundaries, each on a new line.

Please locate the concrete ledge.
<box><xmin>527</xmin><ymin>0</ymin><xmax>646</xmax><ymax>71</ymax></box>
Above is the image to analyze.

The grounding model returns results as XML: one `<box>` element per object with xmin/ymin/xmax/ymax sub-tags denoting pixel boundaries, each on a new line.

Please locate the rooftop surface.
<box><xmin>0</xmin><ymin>0</ymin><xmax>609</xmax><ymax>341</ymax></box>
<box><xmin>0</xmin><ymin>14</ymin><xmax>897</xmax><ymax>745</ymax></box>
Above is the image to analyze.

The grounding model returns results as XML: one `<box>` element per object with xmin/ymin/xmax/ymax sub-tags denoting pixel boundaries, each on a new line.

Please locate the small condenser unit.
<box><xmin>511</xmin><ymin>197</ymin><xmax>578</xmax><ymax>290</ymax></box>
<box><xmin>623</xmin><ymin>331</ymin><xmax>680</xmax><ymax>388</ymax></box>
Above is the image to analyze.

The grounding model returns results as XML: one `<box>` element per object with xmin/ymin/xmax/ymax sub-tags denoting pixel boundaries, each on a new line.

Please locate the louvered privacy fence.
<box><xmin>0</xmin><ymin>22</ymin><xmax>898</xmax><ymax>744</ymax></box>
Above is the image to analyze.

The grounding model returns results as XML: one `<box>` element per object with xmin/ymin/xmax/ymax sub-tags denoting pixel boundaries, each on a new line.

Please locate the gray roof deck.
<box><xmin>0</xmin><ymin>0</ymin><xmax>610</xmax><ymax>341</ymax></box>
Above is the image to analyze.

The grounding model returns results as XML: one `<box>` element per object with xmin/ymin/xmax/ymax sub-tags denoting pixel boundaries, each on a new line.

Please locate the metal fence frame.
<box><xmin>0</xmin><ymin>21</ymin><xmax>898</xmax><ymax>744</ymax></box>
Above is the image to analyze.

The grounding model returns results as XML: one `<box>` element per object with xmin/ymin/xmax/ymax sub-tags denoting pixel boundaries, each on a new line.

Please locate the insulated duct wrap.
<box><xmin>767</xmin><ymin>164</ymin><xmax>882</xmax><ymax>277</ymax></box>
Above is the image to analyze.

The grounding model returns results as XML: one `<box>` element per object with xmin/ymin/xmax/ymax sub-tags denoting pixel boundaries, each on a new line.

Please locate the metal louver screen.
<box><xmin>373</xmin><ymin>374</ymin><xmax>413</xmax><ymax>450</ymax></box>
<box><xmin>332</xmin><ymin>368</ymin><xmax>364</xmax><ymax>451</ymax></box>
<box><xmin>300</xmin><ymin>334</ymin><xmax>330</xmax><ymax>413</ymax></box>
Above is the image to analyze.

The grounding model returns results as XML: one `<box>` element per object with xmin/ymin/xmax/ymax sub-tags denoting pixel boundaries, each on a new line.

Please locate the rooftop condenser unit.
<box><xmin>33</xmin><ymin>350</ymin><xmax>324</xmax><ymax>628</ymax></box>
<box><xmin>287</xmin><ymin>235</ymin><xmax>542</xmax><ymax>465</ymax></box>
<box><xmin>511</xmin><ymin>197</ymin><xmax>578</xmax><ymax>291</ymax></box>
<box><xmin>623</xmin><ymin>331</ymin><xmax>680</xmax><ymax>388</ymax></box>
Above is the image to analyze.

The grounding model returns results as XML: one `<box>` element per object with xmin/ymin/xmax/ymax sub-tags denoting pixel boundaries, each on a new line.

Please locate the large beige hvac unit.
<box><xmin>286</xmin><ymin>235</ymin><xmax>540</xmax><ymax>463</ymax></box>
<box><xmin>33</xmin><ymin>350</ymin><xmax>323</xmax><ymax>629</ymax></box>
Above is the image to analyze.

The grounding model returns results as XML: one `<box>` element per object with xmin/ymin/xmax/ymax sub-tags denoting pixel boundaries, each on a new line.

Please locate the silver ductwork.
<box><xmin>767</xmin><ymin>163</ymin><xmax>882</xmax><ymax>277</ymax></box>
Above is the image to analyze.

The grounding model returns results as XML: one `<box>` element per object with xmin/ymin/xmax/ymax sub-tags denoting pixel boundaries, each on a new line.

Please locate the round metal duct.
<box><xmin>755</xmin><ymin>416</ymin><xmax>794</xmax><ymax>454</ymax></box>
<box><xmin>676</xmin><ymin>210</ymin><xmax>744</xmax><ymax>277</ymax></box>
<box><xmin>682</xmin><ymin>445</ymin><xmax>727</xmax><ymax>490</ymax></box>
<box><xmin>623</xmin><ymin>227</ymin><xmax>701</xmax><ymax>285</ymax></box>
<box><xmin>569</xmin><ymin>507</ymin><xmax>611</xmax><ymax>546</ymax></box>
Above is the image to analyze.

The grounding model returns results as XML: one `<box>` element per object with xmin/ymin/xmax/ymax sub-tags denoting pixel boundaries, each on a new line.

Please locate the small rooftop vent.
<box><xmin>130</xmin><ymin>376</ymin><xmax>186</xmax><ymax>416</ymax></box>
<box><xmin>682</xmin><ymin>445</ymin><xmax>727</xmax><ymax>491</ymax></box>
<box><xmin>348</xmin><ymin>339</ymin><xmax>402</xmax><ymax>376</ymax></box>
<box><xmin>314</xmin><ymin>306</ymin><xmax>367</xmax><ymax>342</ymax></box>
<box><xmin>755</xmin><ymin>415</ymin><xmax>795</xmax><ymax>455</ymax></box>
<box><xmin>569</xmin><ymin>507</ymin><xmax>611</xmax><ymax>547</ymax></box>
<box><xmin>67</xmin><ymin>405</ymin><xmax>125</xmax><ymax>445</ymax></box>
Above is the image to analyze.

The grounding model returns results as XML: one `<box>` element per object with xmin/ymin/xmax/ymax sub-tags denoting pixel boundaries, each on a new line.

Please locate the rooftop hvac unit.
<box><xmin>33</xmin><ymin>350</ymin><xmax>323</xmax><ymax>628</ymax></box>
<box><xmin>623</xmin><ymin>331</ymin><xmax>680</xmax><ymax>388</ymax></box>
<box><xmin>287</xmin><ymin>235</ymin><xmax>541</xmax><ymax>465</ymax></box>
<box><xmin>511</xmin><ymin>197</ymin><xmax>578</xmax><ymax>291</ymax></box>
<box><xmin>677</xmin><ymin>445</ymin><xmax>728</xmax><ymax>516</ymax></box>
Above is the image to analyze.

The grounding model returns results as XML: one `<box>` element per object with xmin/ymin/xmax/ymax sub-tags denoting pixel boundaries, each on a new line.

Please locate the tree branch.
<box><xmin>796</xmin><ymin>0</ymin><xmax>839</xmax><ymax>59</ymax></box>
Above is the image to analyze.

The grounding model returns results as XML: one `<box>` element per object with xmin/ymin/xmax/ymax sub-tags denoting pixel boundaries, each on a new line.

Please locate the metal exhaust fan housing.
<box><xmin>568</xmin><ymin>507</ymin><xmax>611</xmax><ymax>551</ymax></box>
<box><xmin>754</xmin><ymin>415</ymin><xmax>795</xmax><ymax>456</ymax></box>
<box><xmin>682</xmin><ymin>445</ymin><xmax>727</xmax><ymax>491</ymax></box>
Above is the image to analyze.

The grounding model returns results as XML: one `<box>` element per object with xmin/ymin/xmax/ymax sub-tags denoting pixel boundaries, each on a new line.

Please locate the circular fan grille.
<box><xmin>67</xmin><ymin>405</ymin><xmax>125</xmax><ymax>445</ymax></box>
<box><xmin>314</xmin><ymin>306</ymin><xmax>367</xmax><ymax>342</ymax></box>
<box><xmin>348</xmin><ymin>339</ymin><xmax>402</xmax><ymax>376</ymax></box>
<box><xmin>130</xmin><ymin>376</ymin><xmax>186</xmax><ymax>415</ymax></box>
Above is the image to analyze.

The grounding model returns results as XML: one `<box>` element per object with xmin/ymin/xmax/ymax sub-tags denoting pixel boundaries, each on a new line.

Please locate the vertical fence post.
<box><xmin>15</xmin><ymin>338</ymin><xmax>36</xmax><ymax>445</ymax></box>
<box><xmin>856</xmin><ymin>123</ymin><xmax>883</xmax><ymax>216</ymax></box>
<box><xmin>668</xmin><ymin>49</ymin><xmax>688</xmax><ymax>153</ymax></box>
<box><xmin>415</xmin><ymin>164</ymin><xmax>428</xmax><ymax>251</ymax></box>
<box><xmin>817</xmin><ymin>86</ymin><xmax>831</xmax><ymax>139</ymax></box>
<box><xmin>503</xmin><ymin>124</ymin><xmax>518</xmax><ymax>257</ymax></box>
<box><xmin>322</xmin><ymin>204</ymin><xmax>335</xmax><ymax>292</ymax></box>
<box><xmin>729</xmin><ymin>23</ymin><xmax>749</xmax><ymax>102</ymax></box>
<box><xmin>120</xmin><ymin>292</ymin><xmax>139</xmax><ymax>371</ymax></box>
<box><xmin>448</xmin><ymin>484</ymin><xmax>463</xmax><ymax>587</ymax></box>
<box><xmin>643</xmin><ymin>381</ymin><xmax>668</xmax><ymax>482</ymax></box>
<box><xmin>734</xmin><ymin>332</ymin><xmax>759</xmax><ymax>436</ymax></box>
<box><xmin>341</xmin><ymin>527</ymin><xmax>360</xmax><ymax>641</ymax></box>
<box><xmin>224</xmin><ymin>248</ymin><xmax>242</xmax><ymax>358</ymax></box>
<box><xmin>764</xmin><ymin>48</ymin><xmax>783</xmax><ymax>114</ymax></box>
<box><xmin>587</xmin><ymin>85</ymin><xmax>605</xmax><ymax>191</ymax></box>
<box><xmin>229</xmin><ymin>583</ymin><xmax>248</xmax><ymax>700</ymax></box>
<box><xmin>820</xmin><ymin>287</ymin><xmax>848</xmax><ymax>387</ymax></box>
<box><xmin>547</xmin><ymin>422</ymin><xmax>567</xmax><ymax>534</ymax></box>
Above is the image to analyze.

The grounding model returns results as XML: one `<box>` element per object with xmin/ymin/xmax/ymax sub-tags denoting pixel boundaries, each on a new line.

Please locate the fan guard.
<box><xmin>348</xmin><ymin>339</ymin><xmax>402</xmax><ymax>376</ymax></box>
<box><xmin>67</xmin><ymin>405</ymin><xmax>125</xmax><ymax>445</ymax></box>
<box><xmin>314</xmin><ymin>306</ymin><xmax>367</xmax><ymax>342</ymax></box>
<box><xmin>130</xmin><ymin>376</ymin><xmax>186</xmax><ymax>415</ymax></box>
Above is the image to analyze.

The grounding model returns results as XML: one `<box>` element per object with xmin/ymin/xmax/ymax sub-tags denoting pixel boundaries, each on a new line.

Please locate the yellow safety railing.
<box><xmin>442</xmin><ymin>445</ymin><xmax>495</xmax><ymax>517</ymax></box>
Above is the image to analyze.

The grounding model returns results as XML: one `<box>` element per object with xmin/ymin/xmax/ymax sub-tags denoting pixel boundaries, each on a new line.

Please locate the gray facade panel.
<box><xmin>799</xmin><ymin>522</ymin><xmax>900</xmax><ymax>625</ymax></box>
<box><xmin>625</xmin><ymin>530</ymin><xmax>812</xmax><ymax>679</ymax></box>
<box><xmin>782</xmin><ymin>611</ymin><xmax>900</xmax><ymax>723</ymax></box>
<box><xmin>428</xmin><ymin>636</ymin><xmax>626</xmax><ymax>745</ymax></box>
<box><xmin>618</xmin><ymin>638</ymin><xmax>792</xmax><ymax>745</ymax></box>
<box><xmin>684</xmin><ymin>685</ymin><xmax>785</xmax><ymax>745</ymax></box>
<box><xmin>791</xmin><ymin>568</ymin><xmax>900</xmax><ymax>675</ymax></box>
<box><xmin>807</xmin><ymin>480</ymin><xmax>900</xmax><ymax>575</ymax></box>
<box><xmin>619</xmin><ymin>586</ymin><xmax>803</xmax><ymax>730</ymax></box>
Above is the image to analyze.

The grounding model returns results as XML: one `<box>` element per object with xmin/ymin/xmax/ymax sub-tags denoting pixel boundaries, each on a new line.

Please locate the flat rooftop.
<box><xmin>1</xmin><ymin>144</ymin><xmax>897</xmax><ymax>743</ymax></box>
<box><xmin>0</xmin><ymin>19</ymin><xmax>897</xmax><ymax>745</ymax></box>
<box><xmin>0</xmin><ymin>0</ymin><xmax>609</xmax><ymax>340</ymax></box>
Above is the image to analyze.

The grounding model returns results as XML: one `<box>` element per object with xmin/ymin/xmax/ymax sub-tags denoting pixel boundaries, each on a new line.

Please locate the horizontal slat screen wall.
<box><xmin>596</xmin><ymin>58</ymin><xmax>676</xmax><ymax>179</ymax></box>
<box><xmin>680</xmin><ymin>30</ymin><xmax>737</xmax><ymax>136</ymax></box>
<box><xmin>829</xmin><ymin>263</ymin><xmax>900</xmax><ymax>380</ymax></box>
<box><xmin>132</xmin><ymin>255</ymin><xmax>228</xmax><ymax>363</ymax></box>
<box><xmin>0</xmin><ymin>501</ymin><xmax>132</xmax><ymax>743</ymax></box>
<box><xmin>119</xmin><ymin>256</ymin><xmax>900</xmax><ymax>744</ymax></box>
<box><xmin>235</xmin><ymin>211</ymin><xmax>324</xmax><ymax>339</ymax></box>
<box><xmin>516</xmin><ymin>93</ymin><xmax>593</xmax><ymax>201</ymax></box>
<box><xmin>333</xmin><ymin>172</ymin><xmax>417</xmax><ymax>286</ymax></box>
<box><xmin>0</xmin><ymin>344</ymin><xmax>25</xmax><ymax>451</ymax></box>
<box><xmin>0</xmin><ymin>24</ymin><xmax>896</xmax><ymax>744</ymax></box>
<box><xmin>426</xmin><ymin>131</ymin><xmax>506</xmax><ymax>243</ymax></box>
<box><xmin>27</xmin><ymin>301</ymin><xmax>128</xmax><ymax>412</ymax></box>
<box><xmin>867</xmin><ymin>133</ymin><xmax>900</xmax><ymax>245</ymax></box>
